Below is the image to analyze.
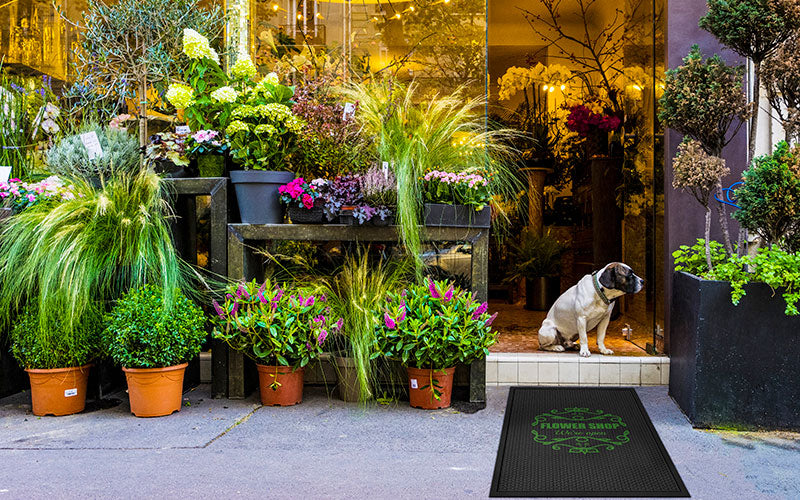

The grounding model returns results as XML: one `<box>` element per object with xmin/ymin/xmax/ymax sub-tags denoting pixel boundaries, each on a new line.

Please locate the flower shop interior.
<box><xmin>0</xmin><ymin>0</ymin><xmax>672</xmax><ymax>410</ymax></box>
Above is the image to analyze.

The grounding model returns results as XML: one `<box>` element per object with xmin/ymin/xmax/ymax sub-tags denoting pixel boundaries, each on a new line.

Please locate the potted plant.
<box><xmin>373</xmin><ymin>278</ymin><xmax>498</xmax><ymax>410</ymax></box>
<box><xmin>0</xmin><ymin>176</ymin><xmax>79</xmax><ymax>215</ymax></box>
<box><xmin>186</xmin><ymin>130</ymin><xmax>228</xmax><ymax>177</ymax></box>
<box><xmin>103</xmin><ymin>285</ymin><xmax>206</xmax><ymax>417</ymax></box>
<box><xmin>9</xmin><ymin>305</ymin><xmax>102</xmax><ymax>416</ymax></box>
<box><xmin>421</xmin><ymin>170</ymin><xmax>492</xmax><ymax>228</ymax></box>
<box><xmin>322</xmin><ymin>174</ymin><xmax>363</xmax><ymax>225</ymax></box>
<box><xmin>507</xmin><ymin>229</ymin><xmax>565</xmax><ymax>311</ymax></box>
<box><xmin>359</xmin><ymin>165</ymin><xmax>397</xmax><ymax>226</ymax></box>
<box><xmin>279</xmin><ymin>177</ymin><xmax>325</xmax><ymax>224</ymax></box>
<box><xmin>318</xmin><ymin>252</ymin><xmax>408</xmax><ymax>402</ymax></box>
<box><xmin>145</xmin><ymin>132</ymin><xmax>192</xmax><ymax>178</ymax></box>
<box><xmin>46</xmin><ymin>124</ymin><xmax>141</xmax><ymax>183</ymax></box>
<box><xmin>211</xmin><ymin>279</ymin><xmax>340</xmax><ymax>406</ymax></box>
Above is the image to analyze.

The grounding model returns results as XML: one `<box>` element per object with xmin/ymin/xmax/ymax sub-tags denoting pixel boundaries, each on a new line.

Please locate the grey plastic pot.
<box><xmin>230</xmin><ymin>170</ymin><xmax>294</xmax><ymax>224</ymax></box>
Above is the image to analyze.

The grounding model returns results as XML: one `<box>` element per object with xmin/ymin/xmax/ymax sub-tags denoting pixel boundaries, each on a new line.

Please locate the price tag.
<box><xmin>64</xmin><ymin>388</ymin><xmax>78</xmax><ymax>397</ymax></box>
<box><xmin>175</xmin><ymin>125</ymin><xmax>191</xmax><ymax>135</ymax></box>
<box><xmin>342</xmin><ymin>102</ymin><xmax>356</xmax><ymax>121</ymax></box>
<box><xmin>80</xmin><ymin>131</ymin><xmax>103</xmax><ymax>160</ymax></box>
<box><xmin>410</xmin><ymin>378</ymin><xmax>418</xmax><ymax>389</ymax></box>
<box><xmin>0</xmin><ymin>166</ymin><xmax>11</xmax><ymax>183</ymax></box>
<box><xmin>382</xmin><ymin>161</ymin><xmax>390</xmax><ymax>178</ymax></box>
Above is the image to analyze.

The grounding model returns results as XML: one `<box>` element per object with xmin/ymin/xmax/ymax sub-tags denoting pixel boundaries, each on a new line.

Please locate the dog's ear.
<box><xmin>599</xmin><ymin>265</ymin><xmax>616</xmax><ymax>289</ymax></box>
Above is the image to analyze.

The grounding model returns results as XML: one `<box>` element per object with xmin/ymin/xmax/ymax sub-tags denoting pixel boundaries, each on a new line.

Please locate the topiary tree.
<box><xmin>672</xmin><ymin>139</ymin><xmax>731</xmax><ymax>269</ymax></box>
<box><xmin>62</xmin><ymin>0</ymin><xmax>224</xmax><ymax>147</ymax></box>
<box><xmin>734</xmin><ymin>141</ymin><xmax>800</xmax><ymax>250</ymax></box>
<box><xmin>699</xmin><ymin>0</ymin><xmax>800</xmax><ymax>161</ymax></box>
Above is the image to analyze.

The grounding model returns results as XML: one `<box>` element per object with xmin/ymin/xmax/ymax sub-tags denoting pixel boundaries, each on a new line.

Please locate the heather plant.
<box><xmin>291</xmin><ymin>78</ymin><xmax>374</xmax><ymax>179</ymax></box>
<box><xmin>671</xmin><ymin>139</ymin><xmax>731</xmax><ymax>268</ymax></box>
<box><xmin>659</xmin><ymin>46</ymin><xmax>749</xmax><ymax>157</ymax></box>
<box><xmin>46</xmin><ymin>124</ymin><xmax>141</xmax><ymax>179</ymax></box>
<box><xmin>700</xmin><ymin>0</ymin><xmax>800</xmax><ymax>160</ymax></box>
<box><xmin>733</xmin><ymin>141</ymin><xmax>800</xmax><ymax>251</ymax></box>
<box><xmin>360</xmin><ymin>165</ymin><xmax>397</xmax><ymax>209</ymax></box>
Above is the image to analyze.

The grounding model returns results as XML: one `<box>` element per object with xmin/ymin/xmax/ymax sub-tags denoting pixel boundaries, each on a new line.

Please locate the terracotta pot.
<box><xmin>406</xmin><ymin>366</ymin><xmax>456</xmax><ymax>410</ymax></box>
<box><xmin>122</xmin><ymin>363</ymin><xmax>187</xmax><ymax>417</ymax></box>
<box><xmin>26</xmin><ymin>365</ymin><xmax>91</xmax><ymax>416</ymax></box>
<box><xmin>256</xmin><ymin>365</ymin><xmax>304</xmax><ymax>406</ymax></box>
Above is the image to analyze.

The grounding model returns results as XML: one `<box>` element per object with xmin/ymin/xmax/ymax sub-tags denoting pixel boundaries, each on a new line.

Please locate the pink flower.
<box><xmin>335</xmin><ymin>318</ymin><xmax>344</xmax><ymax>330</ymax></box>
<box><xmin>302</xmin><ymin>194</ymin><xmax>313</xmax><ymax>209</ymax></box>
<box><xmin>26</xmin><ymin>194</ymin><xmax>36</xmax><ymax>202</ymax></box>
<box><xmin>384</xmin><ymin>313</ymin><xmax>396</xmax><ymax>330</ymax></box>
<box><xmin>212</xmin><ymin>300</ymin><xmax>225</xmax><ymax>319</ymax></box>
<box><xmin>257</xmin><ymin>291</ymin><xmax>268</xmax><ymax>304</ymax></box>
<box><xmin>304</xmin><ymin>295</ymin><xmax>315</xmax><ymax>307</ymax></box>
<box><xmin>231</xmin><ymin>300</ymin><xmax>239</xmax><ymax>315</ymax></box>
<box><xmin>485</xmin><ymin>312</ymin><xmax>498</xmax><ymax>326</ymax></box>
<box><xmin>397</xmin><ymin>307</ymin><xmax>406</xmax><ymax>323</ymax></box>
<box><xmin>318</xmin><ymin>329</ymin><xmax>328</xmax><ymax>345</ymax></box>
<box><xmin>472</xmin><ymin>302</ymin><xmax>488</xmax><ymax>319</ymax></box>
<box><xmin>443</xmin><ymin>285</ymin><xmax>454</xmax><ymax>301</ymax></box>
<box><xmin>427</xmin><ymin>279</ymin><xmax>441</xmax><ymax>299</ymax></box>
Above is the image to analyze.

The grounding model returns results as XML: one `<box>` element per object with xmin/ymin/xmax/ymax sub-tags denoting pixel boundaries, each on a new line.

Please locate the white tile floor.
<box><xmin>486</xmin><ymin>352</ymin><xmax>669</xmax><ymax>386</ymax></box>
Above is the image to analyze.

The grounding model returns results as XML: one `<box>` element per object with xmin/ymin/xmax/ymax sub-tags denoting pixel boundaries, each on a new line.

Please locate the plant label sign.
<box><xmin>175</xmin><ymin>125</ymin><xmax>191</xmax><ymax>135</ymax></box>
<box><xmin>64</xmin><ymin>388</ymin><xmax>78</xmax><ymax>397</ymax></box>
<box><xmin>0</xmin><ymin>166</ymin><xmax>11</xmax><ymax>183</ymax></box>
<box><xmin>80</xmin><ymin>131</ymin><xmax>104</xmax><ymax>160</ymax></box>
<box><xmin>342</xmin><ymin>102</ymin><xmax>356</xmax><ymax>121</ymax></box>
<box><xmin>410</xmin><ymin>378</ymin><xmax>419</xmax><ymax>389</ymax></box>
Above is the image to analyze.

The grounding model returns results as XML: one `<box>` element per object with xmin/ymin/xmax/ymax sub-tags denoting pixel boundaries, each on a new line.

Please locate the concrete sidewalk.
<box><xmin>0</xmin><ymin>385</ymin><xmax>798</xmax><ymax>499</ymax></box>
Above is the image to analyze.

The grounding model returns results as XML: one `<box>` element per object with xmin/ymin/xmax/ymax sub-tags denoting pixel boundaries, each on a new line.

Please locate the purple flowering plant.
<box><xmin>372</xmin><ymin>278</ymin><xmax>498</xmax><ymax>372</ymax></box>
<box><xmin>211</xmin><ymin>279</ymin><xmax>342</xmax><ymax>378</ymax></box>
<box><xmin>422</xmin><ymin>170</ymin><xmax>493</xmax><ymax>211</ymax></box>
<box><xmin>322</xmin><ymin>174</ymin><xmax>363</xmax><ymax>220</ymax></box>
<box><xmin>185</xmin><ymin>129</ymin><xmax>229</xmax><ymax>157</ymax></box>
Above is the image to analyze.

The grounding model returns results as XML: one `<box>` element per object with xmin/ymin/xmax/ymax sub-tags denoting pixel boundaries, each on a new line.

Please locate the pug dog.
<box><xmin>538</xmin><ymin>263</ymin><xmax>644</xmax><ymax>357</ymax></box>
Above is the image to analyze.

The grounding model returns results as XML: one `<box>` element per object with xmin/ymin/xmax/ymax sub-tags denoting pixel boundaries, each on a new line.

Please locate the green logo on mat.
<box><xmin>531</xmin><ymin>408</ymin><xmax>630</xmax><ymax>454</ymax></box>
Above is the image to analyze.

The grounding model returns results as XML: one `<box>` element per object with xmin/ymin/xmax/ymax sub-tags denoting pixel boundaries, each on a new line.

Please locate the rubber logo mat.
<box><xmin>531</xmin><ymin>407</ymin><xmax>630</xmax><ymax>454</ymax></box>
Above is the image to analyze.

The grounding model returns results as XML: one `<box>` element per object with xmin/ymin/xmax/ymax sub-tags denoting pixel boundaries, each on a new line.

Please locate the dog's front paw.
<box><xmin>599</xmin><ymin>347</ymin><xmax>614</xmax><ymax>356</ymax></box>
<box><xmin>579</xmin><ymin>347</ymin><xmax>591</xmax><ymax>357</ymax></box>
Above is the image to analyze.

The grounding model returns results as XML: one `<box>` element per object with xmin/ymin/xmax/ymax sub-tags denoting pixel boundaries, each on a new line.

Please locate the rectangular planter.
<box><xmin>423</xmin><ymin>203</ymin><xmax>490</xmax><ymax>228</ymax></box>
<box><xmin>669</xmin><ymin>271</ymin><xmax>800</xmax><ymax>430</ymax></box>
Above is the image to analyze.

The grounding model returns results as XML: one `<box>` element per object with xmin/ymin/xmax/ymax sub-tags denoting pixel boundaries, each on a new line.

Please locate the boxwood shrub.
<box><xmin>103</xmin><ymin>285</ymin><xmax>207</xmax><ymax>368</ymax></box>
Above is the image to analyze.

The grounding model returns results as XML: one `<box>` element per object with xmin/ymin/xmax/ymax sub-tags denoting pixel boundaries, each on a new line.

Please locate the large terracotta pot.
<box><xmin>256</xmin><ymin>365</ymin><xmax>304</xmax><ymax>406</ymax></box>
<box><xmin>406</xmin><ymin>366</ymin><xmax>456</xmax><ymax>410</ymax></box>
<box><xmin>26</xmin><ymin>365</ymin><xmax>91</xmax><ymax>416</ymax></box>
<box><xmin>122</xmin><ymin>363</ymin><xmax>187</xmax><ymax>417</ymax></box>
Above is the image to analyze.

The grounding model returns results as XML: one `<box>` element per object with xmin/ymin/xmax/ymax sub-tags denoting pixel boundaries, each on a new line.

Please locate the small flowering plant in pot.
<box><xmin>145</xmin><ymin>132</ymin><xmax>191</xmax><ymax>177</ymax></box>
<box><xmin>185</xmin><ymin>130</ymin><xmax>228</xmax><ymax>177</ymax></box>
<box><xmin>0</xmin><ymin>176</ymin><xmax>79</xmax><ymax>215</ymax></box>
<box><xmin>373</xmin><ymin>278</ymin><xmax>498</xmax><ymax>409</ymax></box>
<box><xmin>422</xmin><ymin>170</ymin><xmax>493</xmax><ymax>228</ymax></box>
<box><xmin>322</xmin><ymin>174</ymin><xmax>363</xmax><ymax>224</ymax></box>
<box><xmin>211</xmin><ymin>279</ymin><xmax>342</xmax><ymax>406</ymax></box>
<box><xmin>359</xmin><ymin>165</ymin><xmax>397</xmax><ymax>226</ymax></box>
<box><xmin>103</xmin><ymin>285</ymin><xmax>207</xmax><ymax>418</ymax></box>
<box><xmin>279</xmin><ymin>177</ymin><xmax>325</xmax><ymax>224</ymax></box>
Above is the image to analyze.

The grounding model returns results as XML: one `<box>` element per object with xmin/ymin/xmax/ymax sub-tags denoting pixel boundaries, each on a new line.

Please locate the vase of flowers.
<box><xmin>422</xmin><ymin>170</ymin><xmax>492</xmax><ymax>228</ymax></box>
<box><xmin>211</xmin><ymin>279</ymin><xmax>341</xmax><ymax>406</ymax></box>
<box><xmin>280</xmin><ymin>177</ymin><xmax>326</xmax><ymax>224</ymax></box>
<box><xmin>373</xmin><ymin>279</ymin><xmax>498</xmax><ymax>410</ymax></box>
<box><xmin>186</xmin><ymin>130</ymin><xmax>228</xmax><ymax>177</ymax></box>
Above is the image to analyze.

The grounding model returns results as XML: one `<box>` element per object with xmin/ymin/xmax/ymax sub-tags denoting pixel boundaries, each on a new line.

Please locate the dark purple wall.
<box><xmin>664</xmin><ymin>0</ymin><xmax>748</xmax><ymax>352</ymax></box>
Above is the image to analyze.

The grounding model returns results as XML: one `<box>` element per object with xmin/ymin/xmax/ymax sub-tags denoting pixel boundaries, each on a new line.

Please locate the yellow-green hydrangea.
<box><xmin>165</xmin><ymin>83</ymin><xmax>194</xmax><ymax>110</ymax></box>
<box><xmin>230</xmin><ymin>55</ymin><xmax>257</xmax><ymax>80</ymax></box>
<box><xmin>255</xmin><ymin>103</ymin><xmax>293</xmax><ymax>122</ymax></box>
<box><xmin>262</xmin><ymin>72</ymin><xmax>280</xmax><ymax>85</ymax></box>
<box><xmin>254</xmin><ymin>124</ymin><xmax>277</xmax><ymax>136</ymax></box>
<box><xmin>182</xmin><ymin>28</ymin><xmax>220</xmax><ymax>64</ymax></box>
<box><xmin>231</xmin><ymin>105</ymin><xmax>257</xmax><ymax>120</ymax></box>
<box><xmin>226</xmin><ymin>120</ymin><xmax>250</xmax><ymax>135</ymax></box>
<box><xmin>286</xmin><ymin>115</ymin><xmax>305</xmax><ymax>134</ymax></box>
<box><xmin>210</xmin><ymin>86</ymin><xmax>239</xmax><ymax>104</ymax></box>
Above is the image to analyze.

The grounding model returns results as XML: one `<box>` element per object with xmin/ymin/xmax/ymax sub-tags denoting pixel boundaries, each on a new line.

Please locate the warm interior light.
<box><xmin>632</xmin><ymin>84</ymin><xmax>642</xmax><ymax>91</ymax></box>
<box><xmin>560</xmin><ymin>84</ymin><xmax>566</xmax><ymax>91</ymax></box>
<box><xmin>542</xmin><ymin>84</ymin><xmax>549</xmax><ymax>91</ymax></box>
<box><xmin>549</xmin><ymin>86</ymin><xmax>555</xmax><ymax>93</ymax></box>
<box><xmin>394</xmin><ymin>12</ymin><xmax>402</xmax><ymax>19</ymax></box>
<box><xmin>297</xmin><ymin>13</ymin><xmax>303</xmax><ymax>20</ymax></box>
<box><xmin>316</xmin><ymin>12</ymin><xmax>323</xmax><ymax>18</ymax></box>
<box><xmin>271</xmin><ymin>3</ymin><xmax>278</xmax><ymax>11</ymax></box>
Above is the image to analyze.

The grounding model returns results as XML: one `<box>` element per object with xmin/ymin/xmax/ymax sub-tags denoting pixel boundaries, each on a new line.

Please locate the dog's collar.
<box><xmin>592</xmin><ymin>271</ymin><xmax>611</xmax><ymax>305</ymax></box>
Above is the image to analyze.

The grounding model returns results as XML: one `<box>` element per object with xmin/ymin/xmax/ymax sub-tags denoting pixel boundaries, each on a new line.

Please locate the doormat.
<box><xmin>490</xmin><ymin>387</ymin><xmax>689</xmax><ymax>497</ymax></box>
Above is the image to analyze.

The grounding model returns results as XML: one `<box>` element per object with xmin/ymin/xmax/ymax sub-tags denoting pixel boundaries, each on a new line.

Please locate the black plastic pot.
<box><xmin>525</xmin><ymin>276</ymin><xmax>560</xmax><ymax>311</ymax></box>
<box><xmin>670</xmin><ymin>271</ymin><xmax>800</xmax><ymax>430</ymax></box>
<box><xmin>230</xmin><ymin>170</ymin><xmax>294</xmax><ymax>224</ymax></box>
<box><xmin>288</xmin><ymin>205</ymin><xmax>325</xmax><ymax>224</ymax></box>
<box><xmin>423</xmin><ymin>203</ymin><xmax>490</xmax><ymax>228</ymax></box>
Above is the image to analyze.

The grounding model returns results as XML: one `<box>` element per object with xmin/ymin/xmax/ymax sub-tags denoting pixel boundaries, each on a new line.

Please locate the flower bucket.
<box><xmin>407</xmin><ymin>366</ymin><xmax>455</xmax><ymax>410</ymax></box>
<box><xmin>230</xmin><ymin>170</ymin><xmax>294</xmax><ymax>224</ymax></box>
<box><xmin>256</xmin><ymin>365</ymin><xmax>304</xmax><ymax>406</ymax></box>
<box><xmin>123</xmin><ymin>363</ymin><xmax>187</xmax><ymax>417</ymax></box>
<box><xmin>288</xmin><ymin>205</ymin><xmax>325</xmax><ymax>224</ymax></box>
<box><xmin>26</xmin><ymin>365</ymin><xmax>91</xmax><ymax>416</ymax></box>
<box><xmin>197</xmin><ymin>154</ymin><xmax>225</xmax><ymax>177</ymax></box>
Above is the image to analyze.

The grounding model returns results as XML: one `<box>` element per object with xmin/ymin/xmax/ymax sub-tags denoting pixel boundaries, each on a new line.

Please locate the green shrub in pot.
<box><xmin>507</xmin><ymin>229</ymin><xmax>565</xmax><ymax>280</ymax></box>
<box><xmin>46</xmin><ymin>124</ymin><xmax>141</xmax><ymax>180</ymax></box>
<box><xmin>103</xmin><ymin>285</ymin><xmax>206</xmax><ymax>368</ymax></box>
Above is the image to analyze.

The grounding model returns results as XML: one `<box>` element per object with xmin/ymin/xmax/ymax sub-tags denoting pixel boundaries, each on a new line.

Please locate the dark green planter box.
<box><xmin>669</xmin><ymin>271</ymin><xmax>800</xmax><ymax>430</ymax></box>
<box><xmin>424</xmin><ymin>203</ymin><xmax>490</xmax><ymax>228</ymax></box>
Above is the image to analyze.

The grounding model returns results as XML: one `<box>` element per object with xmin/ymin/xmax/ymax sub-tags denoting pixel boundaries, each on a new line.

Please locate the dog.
<box><xmin>538</xmin><ymin>262</ymin><xmax>644</xmax><ymax>357</ymax></box>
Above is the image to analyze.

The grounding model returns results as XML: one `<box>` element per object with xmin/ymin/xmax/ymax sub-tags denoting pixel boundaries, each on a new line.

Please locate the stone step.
<box><xmin>486</xmin><ymin>352</ymin><xmax>669</xmax><ymax>386</ymax></box>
